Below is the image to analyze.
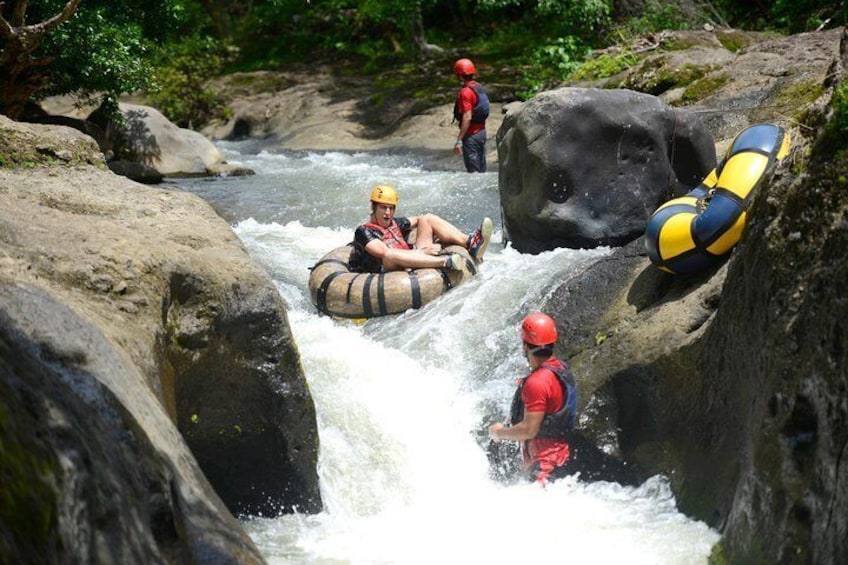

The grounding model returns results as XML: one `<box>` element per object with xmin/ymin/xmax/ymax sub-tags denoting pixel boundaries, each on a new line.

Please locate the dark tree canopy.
<box><xmin>1</xmin><ymin>0</ymin><xmax>845</xmax><ymax>120</ymax></box>
<box><xmin>0</xmin><ymin>0</ymin><xmax>80</xmax><ymax>118</ymax></box>
<box><xmin>0</xmin><ymin>0</ymin><xmax>179</xmax><ymax>118</ymax></box>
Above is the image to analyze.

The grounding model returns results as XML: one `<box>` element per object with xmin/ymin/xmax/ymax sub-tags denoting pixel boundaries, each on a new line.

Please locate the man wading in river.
<box><xmin>452</xmin><ymin>58</ymin><xmax>489</xmax><ymax>173</ymax></box>
<box><xmin>489</xmin><ymin>312</ymin><xmax>578</xmax><ymax>485</ymax></box>
<box><xmin>350</xmin><ymin>184</ymin><xmax>493</xmax><ymax>274</ymax></box>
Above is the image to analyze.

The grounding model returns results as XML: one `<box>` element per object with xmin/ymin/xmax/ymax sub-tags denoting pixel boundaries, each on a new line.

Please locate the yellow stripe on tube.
<box><xmin>659</xmin><ymin>211</ymin><xmax>698</xmax><ymax>260</ymax></box>
<box><xmin>717</xmin><ymin>153</ymin><xmax>768</xmax><ymax>199</ymax></box>
<box><xmin>707</xmin><ymin>212</ymin><xmax>747</xmax><ymax>255</ymax></box>
<box><xmin>703</xmin><ymin>169</ymin><xmax>719</xmax><ymax>187</ymax></box>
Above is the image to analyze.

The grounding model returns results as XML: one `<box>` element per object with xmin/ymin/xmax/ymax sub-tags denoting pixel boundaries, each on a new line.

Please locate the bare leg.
<box><xmin>415</xmin><ymin>215</ymin><xmax>435</xmax><ymax>248</ymax></box>
<box><xmin>418</xmin><ymin>213</ymin><xmax>467</xmax><ymax>247</ymax></box>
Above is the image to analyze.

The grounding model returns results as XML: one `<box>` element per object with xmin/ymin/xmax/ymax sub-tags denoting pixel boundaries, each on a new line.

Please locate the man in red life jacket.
<box><xmin>452</xmin><ymin>58</ymin><xmax>489</xmax><ymax>173</ymax></box>
<box><xmin>350</xmin><ymin>184</ymin><xmax>493</xmax><ymax>274</ymax></box>
<box><xmin>488</xmin><ymin>312</ymin><xmax>578</xmax><ymax>485</ymax></box>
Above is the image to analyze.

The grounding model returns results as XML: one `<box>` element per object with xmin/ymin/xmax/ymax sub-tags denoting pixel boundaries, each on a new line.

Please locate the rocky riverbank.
<box><xmin>0</xmin><ymin>115</ymin><xmax>320</xmax><ymax>562</ymax></box>
<box><xmin>2</xmin><ymin>25</ymin><xmax>847</xmax><ymax>564</ymax></box>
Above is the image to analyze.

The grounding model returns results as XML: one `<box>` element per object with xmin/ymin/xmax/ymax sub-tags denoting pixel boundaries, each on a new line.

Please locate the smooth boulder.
<box><xmin>497</xmin><ymin>87</ymin><xmax>716</xmax><ymax>253</ymax></box>
<box><xmin>89</xmin><ymin>103</ymin><xmax>247</xmax><ymax>177</ymax></box>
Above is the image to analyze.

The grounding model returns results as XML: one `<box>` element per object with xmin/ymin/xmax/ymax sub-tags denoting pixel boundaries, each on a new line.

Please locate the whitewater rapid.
<box><xmin>172</xmin><ymin>144</ymin><xmax>720</xmax><ymax>564</ymax></box>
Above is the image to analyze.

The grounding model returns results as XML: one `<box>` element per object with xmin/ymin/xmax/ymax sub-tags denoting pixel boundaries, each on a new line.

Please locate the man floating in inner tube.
<box><xmin>452</xmin><ymin>58</ymin><xmax>489</xmax><ymax>173</ymax></box>
<box><xmin>489</xmin><ymin>312</ymin><xmax>578</xmax><ymax>485</ymax></box>
<box><xmin>350</xmin><ymin>184</ymin><xmax>493</xmax><ymax>275</ymax></box>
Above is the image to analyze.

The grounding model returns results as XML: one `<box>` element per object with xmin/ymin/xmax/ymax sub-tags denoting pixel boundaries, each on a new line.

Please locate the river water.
<box><xmin>172</xmin><ymin>143</ymin><xmax>720</xmax><ymax>564</ymax></box>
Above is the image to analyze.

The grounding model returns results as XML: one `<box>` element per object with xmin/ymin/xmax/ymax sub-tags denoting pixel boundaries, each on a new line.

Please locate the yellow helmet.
<box><xmin>370</xmin><ymin>184</ymin><xmax>399</xmax><ymax>206</ymax></box>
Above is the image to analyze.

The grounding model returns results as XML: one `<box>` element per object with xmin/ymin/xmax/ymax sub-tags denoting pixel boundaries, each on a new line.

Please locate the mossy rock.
<box><xmin>621</xmin><ymin>56</ymin><xmax>716</xmax><ymax>96</ymax></box>
<box><xmin>660</xmin><ymin>31</ymin><xmax>723</xmax><ymax>52</ymax></box>
<box><xmin>0</xmin><ymin>388</ymin><xmax>61</xmax><ymax>560</ymax></box>
<box><xmin>714</xmin><ymin>29</ymin><xmax>781</xmax><ymax>53</ymax></box>
<box><xmin>0</xmin><ymin>115</ymin><xmax>105</xmax><ymax>169</ymax></box>
<box><xmin>750</xmin><ymin>79</ymin><xmax>825</xmax><ymax>125</ymax></box>
<box><xmin>676</xmin><ymin>72</ymin><xmax>730</xmax><ymax>105</ymax></box>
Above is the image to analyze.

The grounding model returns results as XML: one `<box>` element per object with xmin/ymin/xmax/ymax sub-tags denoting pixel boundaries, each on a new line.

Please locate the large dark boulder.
<box><xmin>497</xmin><ymin>87</ymin><xmax>716</xmax><ymax>253</ymax></box>
<box><xmin>163</xmin><ymin>267</ymin><xmax>321</xmax><ymax>517</ymax></box>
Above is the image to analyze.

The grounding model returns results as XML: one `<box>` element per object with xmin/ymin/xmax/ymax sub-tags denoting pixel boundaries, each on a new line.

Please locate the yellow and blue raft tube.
<box><xmin>645</xmin><ymin>123</ymin><xmax>791</xmax><ymax>274</ymax></box>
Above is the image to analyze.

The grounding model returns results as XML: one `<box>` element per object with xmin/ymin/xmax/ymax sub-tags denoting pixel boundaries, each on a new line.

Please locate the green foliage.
<box><xmin>357</xmin><ymin>0</ymin><xmax>436</xmax><ymax>26</ymax></box>
<box><xmin>622</xmin><ymin>0</ymin><xmax>690</xmax><ymax>35</ymax></box>
<box><xmin>517</xmin><ymin>36</ymin><xmax>590</xmax><ymax>99</ymax></box>
<box><xmin>544</xmin><ymin>0</ymin><xmax>611</xmax><ymax>32</ymax></box>
<box><xmin>533</xmin><ymin>37</ymin><xmax>585</xmax><ymax>72</ymax></box>
<box><xmin>768</xmin><ymin>0</ymin><xmax>847</xmax><ymax>32</ymax></box>
<box><xmin>711</xmin><ymin>0</ymin><xmax>846</xmax><ymax>32</ymax></box>
<box><xmin>147</xmin><ymin>37</ymin><xmax>231</xmax><ymax>128</ymax></box>
<box><xmin>232</xmin><ymin>1</ymin><xmax>379</xmax><ymax>66</ymax></box>
<box><xmin>42</xmin><ymin>12</ymin><xmax>150</xmax><ymax>99</ymax></box>
<box><xmin>477</xmin><ymin>0</ymin><xmax>611</xmax><ymax>32</ymax></box>
<box><xmin>19</xmin><ymin>0</ymin><xmax>184</xmax><ymax>110</ymax></box>
<box><xmin>228</xmin><ymin>0</ymin><xmax>614</xmax><ymax>69</ymax></box>
<box><xmin>827</xmin><ymin>80</ymin><xmax>848</xmax><ymax>145</ymax></box>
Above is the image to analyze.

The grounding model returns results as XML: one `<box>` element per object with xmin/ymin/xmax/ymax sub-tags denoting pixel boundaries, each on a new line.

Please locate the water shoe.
<box><xmin>467</xmin><ymin>217</ymin><xmax>493</xmax><ymax>261</ymax></box>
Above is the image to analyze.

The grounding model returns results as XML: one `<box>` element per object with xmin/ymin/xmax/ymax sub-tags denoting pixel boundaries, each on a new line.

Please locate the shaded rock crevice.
<box><xmin>0</xmin><ymin>282</ymin><xmax>264</xmax><ymax>563</ymax></box>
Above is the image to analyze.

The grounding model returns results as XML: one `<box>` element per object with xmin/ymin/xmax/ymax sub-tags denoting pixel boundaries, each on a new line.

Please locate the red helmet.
<box><xmin>521</xmin><ymin>313</ymin><xmax>558</xmax><ymax>346</ymax></box>
<box><xmin>454</xmin><ymin>58</ymin><xmax>476</xmax><ymax>76</ymax></box>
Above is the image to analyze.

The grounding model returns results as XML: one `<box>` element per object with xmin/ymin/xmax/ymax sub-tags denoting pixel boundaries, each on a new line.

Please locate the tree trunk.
<box><xmin>0</xmin><ymin>0</ymin><xmax>82</xmax><ymax>119</ymax></box>
<box><xmin>0</xmin><ymin>64</ymin><xmax>51</xmax><ymax>119</ymax></box>
<box><xmin>409</xmin><ymin>5</ymin><xmax>443</xmax><ymax>58</ymax></box>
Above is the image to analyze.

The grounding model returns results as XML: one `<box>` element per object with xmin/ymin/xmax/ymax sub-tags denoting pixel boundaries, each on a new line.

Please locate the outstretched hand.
<box><xmin>488</xmin><ymin>422</ymin><xmax>505</xmax><ymax>441</ymax></box>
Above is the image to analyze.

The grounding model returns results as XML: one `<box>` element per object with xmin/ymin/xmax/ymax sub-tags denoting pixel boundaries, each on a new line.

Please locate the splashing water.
<box><xmin>173</xmin><ymin>144</ymin><xmax>720</xmax><ymax>564</ymax></box>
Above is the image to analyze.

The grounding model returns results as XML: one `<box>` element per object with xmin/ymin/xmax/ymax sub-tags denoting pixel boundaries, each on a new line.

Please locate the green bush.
<box><xmin>828</xmin><ymin>80</ymin><xmax>848</xmax><ymax>144</ymax></box>
<box><xmin>147</xmin><ymin>37</ymin><xmax>231</xmax><ymax>129</ymax></box>
<box><xmin>624</xmin><ymin>0</ymin><xmax>690</xmax><ymax>35</ymax></box>
<box><xmin>518</xmin><ymin>36</ymin><xmax>589</xmax><ymax>98</ymax></box>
